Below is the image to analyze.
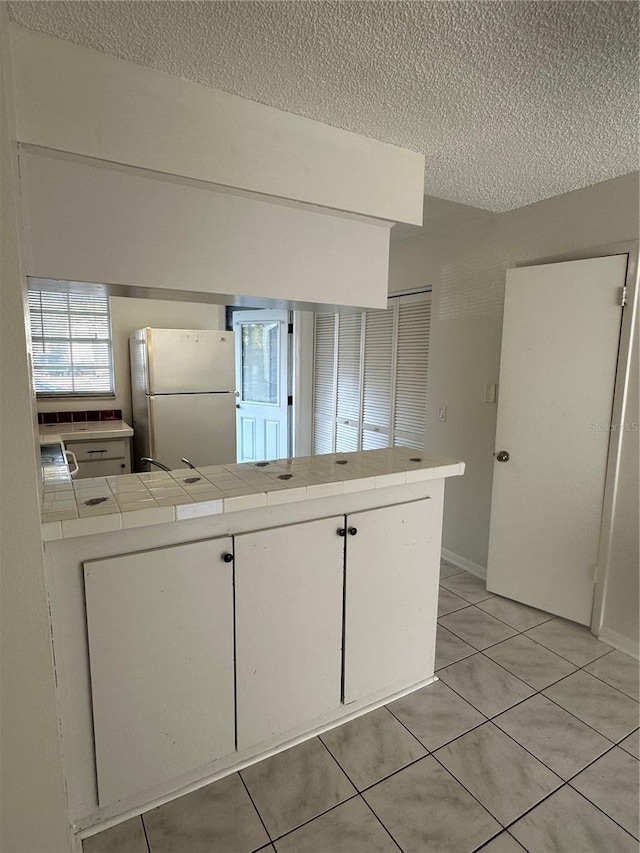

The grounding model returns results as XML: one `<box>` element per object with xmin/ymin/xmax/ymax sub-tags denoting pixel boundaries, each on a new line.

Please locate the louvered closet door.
<box><xmin>313</xmin><ymin>314</ymin><xmax>337</xmax><ymax>454</ymax></box>
<box><xmin>393</xmin><ymin>294</ymin><xmax>431</xmax><ymax>449</ymax></box>
<box><xmin>311</xmin><ymin>293</ymin><xmax>431</xmax><ymax>456</ymax></box>
<box><xmin>362</xmin><ymin>308</ymin><xmax>394</xmax><ymax>450</ymax></box>
<box><xmin>335</xmin><ymin>314</ymin><xmax>362</xmax><ymax>452</ymax></box>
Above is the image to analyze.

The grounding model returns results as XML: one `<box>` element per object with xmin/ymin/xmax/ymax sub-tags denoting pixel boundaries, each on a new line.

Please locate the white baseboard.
<box><xmin>597</xmin><ymin>627</ymin><xmax>640</xmax><ymax>660</ymax></box>
<box><xmin>441</xmin><ymin>548</ymin><xmax>487</xmax><ymax>580</ymax></box>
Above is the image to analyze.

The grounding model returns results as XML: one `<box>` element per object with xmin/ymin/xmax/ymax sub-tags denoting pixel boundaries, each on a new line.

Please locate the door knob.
<box><xmin>495</xmin><ymin>451</ymin><xmax>510</xmax><ymax>462</ymax></box>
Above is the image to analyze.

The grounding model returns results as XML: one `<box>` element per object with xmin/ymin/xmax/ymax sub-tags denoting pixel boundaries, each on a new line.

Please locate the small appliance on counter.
<box><xmin>130</xmin><ymin>328</ymin><xmax>237</xmax><ymax>471</ymax></box>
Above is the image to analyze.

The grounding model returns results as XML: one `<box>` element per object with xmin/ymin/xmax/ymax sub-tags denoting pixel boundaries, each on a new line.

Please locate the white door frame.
<box><xmin>291</xmin><ymin>310</ymin><xmax>314</xmax><ymax>457</ymax></box>
<box><xmin>591</xmin><ymin>241</ymin><xmax>639</xmax><ymax>640</ymax></box>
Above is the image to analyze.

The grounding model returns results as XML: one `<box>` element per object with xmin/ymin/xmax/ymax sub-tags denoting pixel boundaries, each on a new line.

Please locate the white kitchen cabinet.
<box><xmin>343</xmin><ymin>498</ymin><xmax>440</xmax><ymax>704</ymax></box>
<box><xmin>234</xmin><ymin>516</ymin><xmax>345</xmax><ymax>750</ymax></box>
<box><xmin>66</xmin><ymin>437</ymin><xmax>131</xmax><ymax>478</ymax></box>
<box><xmin>84</xmin><ymin>538</ymin><xmax>235</xmax><ymax>805</ymax></box>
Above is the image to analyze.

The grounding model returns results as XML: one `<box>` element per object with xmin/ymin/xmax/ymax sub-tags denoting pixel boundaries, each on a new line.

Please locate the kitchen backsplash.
<box><xmin>38</xmin><ymin>409</ymin><xmax>123</xmax><ymax>424</ymax></box>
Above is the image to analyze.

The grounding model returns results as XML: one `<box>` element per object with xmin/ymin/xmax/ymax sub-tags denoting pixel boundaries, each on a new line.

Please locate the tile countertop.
<box><xmin>41</xmin><ymin>447</ymin><xmax>465</xmax><ymax>542</ymax></box>
<box><xmin>39</xmin><ymin>419</ymin><xmax>134</xmax><ymax>444</ymax></box>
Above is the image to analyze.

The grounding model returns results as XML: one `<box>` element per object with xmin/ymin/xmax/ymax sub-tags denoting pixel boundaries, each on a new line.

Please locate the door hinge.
<box><xmin>621</xmin><ymin>286</ymin><xmax>627</xmax><ymax>307</ymax></box>
<box><xmin>287</xmin><ymin>395</ymin><xmax>293</xmax><ymax>406</ymax></box>
<box><xmin>288</xmin><ymin>322</ymin><xmax>294</xmax><ymax>334</ymax></box>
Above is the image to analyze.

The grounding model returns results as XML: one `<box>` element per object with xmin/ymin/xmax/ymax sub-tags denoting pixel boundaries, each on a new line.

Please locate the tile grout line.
<box><xmin>499</xmin><ymin>776</ymin><xmax>640</xmax><ymax>845</ymax></box>
<box><xmin>564</xmin><ymin>778</ymin><xmax>640</xmax><ymax>843</ymax></box>
<box><xmin>436</xmin><ymin>592</ymin><xmax>639</xmax><ymax>722</ymax></box>
<box><xmin>435</xmin><ymin>653</ymin><xmax>627</xmax><ymax>761</ymax></box>
<box><xmin>438</xmin><ymin>584</ymin><xmax>557</xmax><ymax>633</ymax></box>
<box><xmin>317</xmin><ymin>731</ymin><xmax>432</xmax><ymax>800</ymax></box>
<box><xmin>438</xmin><ymin>576</ymin><xmax>624</xmax><ymax>671</ymax></box>
<box><xmin>139</xmin><ymin>814</ymin><xmax>151</xmax><ymax>853</ymax></box>
<box><xmin>238</xmin><ymin>771</ymin><xmax>275</xmax><ymax>844</ymax></box>
<box><xmin>259</xmin><ymin>790</ymin><xmax>362</xmax><ymax>848</ymax></box>
<box><xmin>427</xmin><ymin>748</ymin><xmax>511</xmax><ymax>833</ymax></box>
<box><xmin>436</xmin><ymin>613</ymin><xmax>519</xmax><ymax>652</ymax></box>
<box><xmin>358</xmin><ymin>794</ymin><xmax>404</xmax><ymax>852</ymax></box>
<box><xmin>431</xmin><ymin>603</ymin><xmax>640</xmax><ymax>839</ymax></box>
<box><xmin>438</xmin><ymin>638</ymin><xmax>635</xmax><ymax>749</ymax></box>
<box><xmin>316</xmin><ymin>732</ymin><xmax>362</xmax><ymax>792</ymax></box>
<box><xmin>384</xmin><ymin>697</ymin><xmax>489</xmax><ymax>755</ymax></box>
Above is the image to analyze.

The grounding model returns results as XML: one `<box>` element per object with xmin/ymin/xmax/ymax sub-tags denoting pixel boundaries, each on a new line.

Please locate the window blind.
<box><xmin>28</xmin><ymin>290</ymin><xmax>114</xmax><ymax>395</ymax></box>
<box><xmin>312</xmin><ymin>293</ymin><xmax>431</xmax><ymax>455</ymax></box>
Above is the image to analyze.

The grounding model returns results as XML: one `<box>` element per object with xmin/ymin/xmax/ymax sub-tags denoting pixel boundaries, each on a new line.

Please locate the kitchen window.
<box><xmin>312</xmin><ymin>291</ymin><xmax>431</xmax><ymax>454</ymax></box>
<box><xmin>28</xmin><ymin>289</ymin><xmax>115</xmax><ymax>396</ymax></box>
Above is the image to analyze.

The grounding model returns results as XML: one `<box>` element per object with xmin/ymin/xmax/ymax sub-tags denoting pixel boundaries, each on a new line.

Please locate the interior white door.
<box><xmin>234</xmin><ymin>516</ymin><xmax>344</xmax><ymax>750</ymax></box>
<box><xmin>233</xmin><ymin>310</ymin><xmax>289</xmax><ymax>462</ymax></box>
<box><xmin>84</xmin><ymin>539</ymin><xmax>235</xmax><ymax>805</ymax></box>
<box><xmin>487</xmin><ymin>255</ymin><xmax>627</xmax><ymax>625</ymax></box>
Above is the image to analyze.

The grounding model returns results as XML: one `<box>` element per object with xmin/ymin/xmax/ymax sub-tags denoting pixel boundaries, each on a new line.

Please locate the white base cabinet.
<box><xmin>343</xmin><ymin>499</ymin><xmax>439</xmax><ymax>703</ymax></box>
<box><xmin>66</xmin><ymin>437</ymin><xmax>132</xmax><ymax>478</ymax></box>
<box><xmin>82</xmin><ymin>494</ymin><xmax>443</xmax><ymax>808</ymax></box>
<box><xmin>84</xmin><ymin>538</ymin><xmax>235</xmax><ymax>805</ymax></box>
<box><xmin>235</xmin><ymin>516</ymin><xmax>344</xmax><ymax>749</ymax></box>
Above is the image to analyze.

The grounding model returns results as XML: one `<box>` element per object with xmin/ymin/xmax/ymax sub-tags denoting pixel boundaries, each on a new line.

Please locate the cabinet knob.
<box><xmin>337</xmin><ymin>528</ymin><xmax>346</xmax><ymax>537</ymax></box>
<box><xmin>348</xmin><ymin>527</ymin><xmax>358</xmax><ymax>536</ymax></box>
<box><xmin>222</xmin><ymin>553</ymin><xmax>234</xmax><ymax>563</ymax></box>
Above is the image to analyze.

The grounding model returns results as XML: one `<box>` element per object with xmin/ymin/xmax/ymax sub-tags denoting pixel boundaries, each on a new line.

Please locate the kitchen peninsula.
<box><xmin>41</xmin><ymin>447</ymin><xmax>464</xmax><ymax>838</ymax></box>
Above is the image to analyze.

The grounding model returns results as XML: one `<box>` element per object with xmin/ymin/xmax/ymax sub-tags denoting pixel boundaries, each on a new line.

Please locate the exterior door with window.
<box><xmin>233</xmin><ymin>310</ymin><xmax>289</xmax><ymax>463</ymax></box>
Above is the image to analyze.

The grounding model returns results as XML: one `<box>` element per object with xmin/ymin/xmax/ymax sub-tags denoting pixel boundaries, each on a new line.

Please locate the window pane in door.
<box><xmin>241</xmin><ymin>322</ymin><xmax>279</xmax><ymax>404</ymax></box>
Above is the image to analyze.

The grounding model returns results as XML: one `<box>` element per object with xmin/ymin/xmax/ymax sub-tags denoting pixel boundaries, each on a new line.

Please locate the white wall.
<box><xmin>0</xmin><ymin>11</ymin><xmax>71</xmax><ymax>851</ymax></box>
<box><xmin>11</xmin><ymin>25</ymin><xmax>423</xmax><ymax>225</ymax></box>
<box><xmin>19</xmin><ymin>147</ymin><xmax>391</xmax><ymax>311</ymax></box>
<box><xmin>36</xmin><ymin>297</ymin><xmax>224</xmax><ymax>424</ymax></box>
<box><xmin>389</xmin><ymin>173</ymin><xmax>640</xmax><ymax>582</ymax></box>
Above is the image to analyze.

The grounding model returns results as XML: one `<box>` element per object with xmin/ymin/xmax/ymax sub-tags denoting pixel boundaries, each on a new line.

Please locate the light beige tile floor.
<box><xmin>83</xmin><ymin>564</ymin><xmax>639</xmax><ymax>853</ymax></box>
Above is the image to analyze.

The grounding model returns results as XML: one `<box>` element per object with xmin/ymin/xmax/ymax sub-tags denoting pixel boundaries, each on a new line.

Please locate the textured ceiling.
<box><xmin>8</xmin><ymin>1</ymin><xmax>639</xmax><ymax>212</ymax></box>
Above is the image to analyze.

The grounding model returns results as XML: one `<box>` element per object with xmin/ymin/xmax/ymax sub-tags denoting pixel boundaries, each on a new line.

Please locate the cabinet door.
<box><xmin>343</xmin><ymin>497</ymin><xmax>441</xmax><ymax>704</ymax></box>
<box><xmin>235</xmin><ymin>516</ymin><xmax>344</xmax><ymax>750</ymax></box>
<box><xmin>84</xmin><ymin>539</ymin><xmax>235</xmax><ymax>805</ymax></box>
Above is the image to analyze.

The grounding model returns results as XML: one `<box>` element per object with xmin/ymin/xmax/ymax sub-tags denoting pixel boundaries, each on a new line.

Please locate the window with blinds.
<box><xmin>312</xmin><ymin>292</ymin><xmax>431</xmax><ymax>455</ymax></box>
<box><xmin>28</xmin><ymin>290</ymin><xmax>115</xmax><ymax>396</ymax></box>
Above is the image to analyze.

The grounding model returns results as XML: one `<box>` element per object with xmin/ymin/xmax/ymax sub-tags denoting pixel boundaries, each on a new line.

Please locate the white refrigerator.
<box><xmin>130</xmin><ymin>328</ymin><xmax>237</xmax><ymax>471</ymax></box>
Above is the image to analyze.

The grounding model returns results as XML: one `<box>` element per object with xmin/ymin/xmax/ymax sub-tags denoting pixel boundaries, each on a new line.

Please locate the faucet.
<box><xmin>181</xmin><ymin>457</ymin><xmax>197</xmax><ymax>469</ymax></box>
<box><xmin>140</xmin><ymin>457</ymin><xmax>172</xmax><ymax>472</ymax></box>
